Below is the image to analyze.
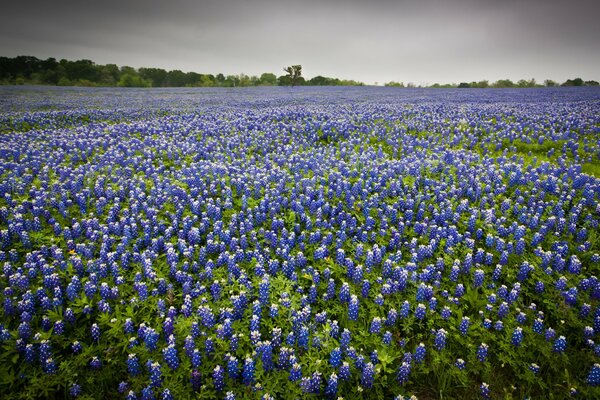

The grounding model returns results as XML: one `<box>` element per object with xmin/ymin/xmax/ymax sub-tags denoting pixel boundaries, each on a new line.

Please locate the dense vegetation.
<box><xmin>0</xmin><ymin>56</ymin><xmax>363</xmax><ymax>87</ymax></box>
<box><xmin>0</xmin><ymin>86</ymin><xmax>599</xmax><ymax>399</ymax></box>
<box><xmin>386</xmin><ymin>78</ymin><xmax>599</xmax><ymax>88</ymax></box>
<box><xmin>1</xmin><ymin>56</ymin><xmax>597</xmax><ymax>88</ymax></box>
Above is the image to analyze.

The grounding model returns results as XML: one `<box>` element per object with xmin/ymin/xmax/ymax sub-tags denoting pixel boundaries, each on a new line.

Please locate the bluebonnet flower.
<box><xmin>362</xmin><ymin>280</ymin><xmax>371</xmax><ymax>298</ymax></box>
<box><xmin>511</xmin><ymin>327</ymin><xmax>524</xmax><ymax>347</ymax></box>
<box><xmin>553</xmin><ymin>336</ymin><xmax>567</xmax><ymax>353</ymax></box>
<box><xmin>455</xmin><ymin>358</ymin><xmax>466</xmax><ymax>370</ymax></box>
<box><xmin>455</xmin><ymin>284</ymin><xmax>465</xmax><ymax>298</ymax></box>
<box><xmin>339</xmin><ymin>282</ymin><xmax>350</xmax><ymax>303</ymax></box>
<box><xmin>72</xmin><ymin>341</ymin><xmax>82</xmax><ymax>353</ymax></box>
<box><xmin>161</xmin><ymin>389</ymin><xmax>173</xmax><ymax>400</ymax></box>
<box><xmin>529</xmin><ymin>363</ymin><xmax>540</xmax><ymax>374</ymax></box>
<box><xmin>497</xmin><ymin>302</ymin><xmax>509</xmax><ymax>319</ymax></box>
<box><xmin>587</xmin><ymin>363</ymin><xmax>600</xmax><ymax>386</ymax></box>
<box><xmin>289</xmin><ymin>362</ymin><xmax>302</xmax><ymax>382</ymax></box>
<box><xmin>225</xmin><ymin>392</ymin><xmax>236</xmax><ymax>400</ymax></box>
<box><xmin>205</xmin><ymin>337</ymin><xmax>215</xmax><ymax>357</ymax></box>
<box><xmin>330</xmin><ymin>347</ymin><xmax>342</xmax><ymax>368</ymax></box>
<box><xmin>69</xmin><ymin>383</ymin><xmax>82</xmax><ymax>397</ymax></box>
<box><xmin>258</xmin><ymin>277</ymin><xmax>270</xmax><ymax>305</ymax></box>
<box><xmin>339</xmin><ymin>361</ymin><xmax>351</xmax><ymax>381</ymax></box>
<box><xmin>163</xmin><ymin>344</ymin><xmax>179</xmax><ymax>370</ymax></box>
<box><xmin>370</xmin><ymin>317</ymin><xmax>382</xmax><ymax>334</ymax></box>
<box><xmin>434</xmin><ymin>328</ymin><xmax>447</xmax><ymax>351</ymax></box>
<box><xmin>459</xmin><ymin>317</ymin><xmax>471</xmax><ymax>336</ymax></box>
<box><xmin>324</xmin><ymin>372</ymin><xmax>338</xmax><ymax>398</ymax></box>
<box><xmin>91</xmin><ymin>323</ymin><xmax>101</xmax><ymax>342</ymax></box>
<box><xmin>128</xmin><ymin>353</ymin><xmax>141</xmax><ymax>376</ymax></box>
<box><xmin>162</xmin><ymin>317</ymin><xmax>174</xmax><ymax>337</ymax></box>
<box><xmin>361</xmin><ymin>362</ymin><xmax>375</xmax><ymax>388</ymax></box>
<box><xmin>441</xmin><ymin>306</ymin><xmax>451</xmax><ymax>320</ymax></box>
<box><xmin>144</xmin><ymin>328</ymin><xmax>159</xmax><ymax>351</ymax></box>
<box><xmin>383</xmin><ymin>331</ymin><xmax>393</xmax><ymax>345</ymax></box>
<box><xmin>414</xmin><ymin>343</ymin><xmax>426</xmax><ymax>364</ymax></box>
<box><xmin>477</xmin><ymin>343</ymin><xmax>488</xmax><ymax>362</ymax></box>
<box><xmin>473</xmin><ymin>269</ymin><xmax>484</xmax><ymax>288</ymax></box>
<box><xmin>124</xmin><ymin>318</ymin><xmax>135</xmax><ymax>334</ymax></box>
<box><xmin>149</xmin><ymin>362</ymin><xmax>162</xmax><ymax>387</ymax></box>
<box><xmin>400</xmin><ymin>300</ymin><xmax>411</xmax><ymax>318</ymax></box>
<box><xmin>191</xmin><ymin>348</ymin><xmax>202</xmax><ymax>368</ymax></box>
<box><xmin>397</xmin><ymin>361</ymin><xmax>411</xmax><ymax>385</ymax></box>
<box><xmin>243</xmin><ymin>357</ymin><xmax>255</xmax><ymax>386</ymax></box>
<box><xmin>24</xmin><ymin>344</ymin><xmax>36</xmax><ymax>363</ymax></box>
<box><xmin>415</xmin><ymin>303</ymin><xmax>426</xmax><ymax>320</ymax></box>
<box><xmin>348</xmin><ymin>295</ymin><xmax>359</xmax><ymax>321</ymax></box>
<box><xmin>43</xmin><ymin>357</ymin><xmax>57</xmax><ymax>374</ymax></box>
<box><xmin>226</xmin><ymin>355</ymin><xmax>239</xmax><ymax>379</ymax></box>
<box><xmin>340</xmin><ymin>329</ymin><xmax>351</xmax><ymax>349</ymax></box>
<box><xmin>89</xmin><ymin>356</ymin><xmax>102</xmax><ymax>370</ymax></box>
<box><xmin>190</xmin><ymin>370</ymin><xmax>202</xmax><ymax>392</ymax></box>
<box><xmin>213</xmin><ymin>365</ymin><xmax>225</xmax><ymax>392</ymax></box>
<box><xmin>480</xmin><ymin>382</ymin><xmax>490</xmax><ymax>399</ymax></box>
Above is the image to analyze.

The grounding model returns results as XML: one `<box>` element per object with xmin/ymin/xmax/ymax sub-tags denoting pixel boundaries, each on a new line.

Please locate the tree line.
<box><xmin>385</xmin><ymin>77</ymin><xmax>599</xmax><ymax>88</ymax></box>
<box><xmin>0</xmin><ymin>56</ymin><xmax>364</xmax><ymax>87</ymax></box>
<box><xmin>1</xmin><ymin>56</ymin><xmax>597</xmax><ymax>88</ymax></box>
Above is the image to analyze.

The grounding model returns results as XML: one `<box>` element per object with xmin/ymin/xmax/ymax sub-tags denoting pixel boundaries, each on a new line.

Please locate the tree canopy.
<box><xmin>283</xmin><ymin>65</ymin><xmax>302</xmax><ymax>87</ymax></box>
<box><xmin>0</xmin><ymin>56</ymin><xmax>364</xmax><ymax>87</ymax></box>
<box><xmin>1</xmin><ymin>56</ymin><xmax>597</xmax><ymax>88</ymax></box>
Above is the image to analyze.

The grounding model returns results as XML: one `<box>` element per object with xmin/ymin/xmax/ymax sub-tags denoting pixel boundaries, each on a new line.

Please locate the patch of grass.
<box><xmin>581</xmin><ymin>162</ymin><xmax>600</xmax><ymax>178</ymax></box>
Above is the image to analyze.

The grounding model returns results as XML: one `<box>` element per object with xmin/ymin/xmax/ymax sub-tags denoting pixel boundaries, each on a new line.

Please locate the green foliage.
<box><xmin>117</xmin><ymin>73</ymin><xmax>152</xmax><ymax>88</ymax></box>
<box><xmin>384</xmin><ymin>81</ymin><xmax>405</xmax><ymax>87</ymax></box>
<box><xmin>283</xmin><ymin>65</ymin><xmax>302</xmax><ymax>87</ymax></box>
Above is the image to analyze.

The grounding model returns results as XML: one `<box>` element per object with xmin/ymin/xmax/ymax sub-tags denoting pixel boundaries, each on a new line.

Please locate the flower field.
<box><xmin>1</xmin><ymin>85</ymin><xmax>600</xmax><ymax>399</ymax></box>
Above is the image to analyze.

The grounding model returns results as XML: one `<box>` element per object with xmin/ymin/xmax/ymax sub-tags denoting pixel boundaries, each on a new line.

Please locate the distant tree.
<box><xmin>259</xmin><ymin>72</ymin><xmax>277</xmax><ymax>86</ymax></box>
<box><xmin>562</xmin><ymin>78</ymin><xmax>584</xmax><ymax>86</ymax></box>
<box><xmin>309</xmin><ymin>75</ymin><xmax>332</xmax><ymax>86</ymax></box>
<box><xmin>118</xmin><ymin>73</ymin><xmax>151</xmax><ymax>87</ymax></box>
<box><xmin>98</xmin><ymin>64</ymin><xmax>119</xmax><ymax>86</ymax></box>
<box><xmin>66</xmin><ymin>59</ymin><xmax>99</xmax><ymax>82</ymax></box>
<box><xmin>277</xmin><ymin>75</ymin><xmax>291</xmax><ymax>86</ymax></box>
<box><xmin>458</xmin><ymin>82</ymin><xmax>471</xmax><ymax>88</ymax></box>
<box><xmin>384</xmin><ymin>81</ymin><xmax>405</xmax><ymax>87</ymax></box>
<box><xmin>139</xmin><ymin>68</ymin><xmax>168</xmax><ymax>87</ymax></box>
<box><xmin>585</xmin><ymin>80</ymin><xmax>599</xmax><ymax>86</ymax></box>
<box><xmin>544</xmin><ymin>79</ymin><xmax>557</xmax><ymax>87</ymax></box>
<box><xmin>57</xmin><ymin>77</ymin><xmax>71</xmax><ymax>86</ymax></box>
<box><xmin>39</xmin><ymin>57</ymin><xmax>59</xmax><ymax>84</ymax></box>
<box><xmin>238</xmin><ymin>73</ymin><xmax>252</xmax><ymax>87</ymax></box>
<box><xmin>284</xmin><ymin>65</ymin><xmax>302</xmax><ymax>87</ymax></box>
<box><xmin>493</xmin><ymin>79</ymin><xmax>515</xmax><ymax>88</ymax></box>
<box><xmin>200</xmin><ymin>74</ymin><xmax>215</xmax><ymax>87</ymax></box>
<box><xmin>224</xmin><ymin>75</ymin><xmax>239</xmax><ymax>87</ymax></box>
<box><xmin>185</xmin><ymin>72</ymin><xmax>202</xmax><ymax>86</ymax></box>
<box><xmin>166</xmin><ymin>70</ymin><xmax>187</xmax><ymax>87</ymax></box>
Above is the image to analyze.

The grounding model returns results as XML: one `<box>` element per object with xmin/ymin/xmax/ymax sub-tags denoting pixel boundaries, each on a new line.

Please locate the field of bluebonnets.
<box><xmin>0</xmin><ymin>85</ymin><xmax>599</xmax><ymax>399</ymax></box>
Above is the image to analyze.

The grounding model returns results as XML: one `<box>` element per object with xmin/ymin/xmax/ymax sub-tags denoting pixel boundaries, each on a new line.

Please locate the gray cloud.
<box><xmin>1</xmin><ymin>0</ymin><xmax>598</xmax><ymax>84</ymax></box>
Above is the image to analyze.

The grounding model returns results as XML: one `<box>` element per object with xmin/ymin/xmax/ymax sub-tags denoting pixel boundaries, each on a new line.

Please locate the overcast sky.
<box><xmin>1</xmin><ymin>0</ymin><xmax>598</xmax><ymax>85</ymax></box>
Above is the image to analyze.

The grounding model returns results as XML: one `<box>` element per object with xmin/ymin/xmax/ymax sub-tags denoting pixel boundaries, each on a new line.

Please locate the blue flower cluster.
<box><xmin>0</xmin><ymin>86</ymin><xmax>599</xmax><ymax>398</ymax></box>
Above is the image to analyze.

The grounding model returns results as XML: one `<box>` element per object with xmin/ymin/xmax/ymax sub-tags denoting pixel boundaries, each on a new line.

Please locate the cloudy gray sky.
<box><xmin>1</xmin><ymin>0</ymin><xmax>598</xmax><ymax>85</ymax></box>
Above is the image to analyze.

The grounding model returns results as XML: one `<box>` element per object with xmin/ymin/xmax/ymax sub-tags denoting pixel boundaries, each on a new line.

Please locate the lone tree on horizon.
<box><xmin>284</xmin><ymin>65</ymin><xmax>302</xmax><ymax>87</ymax></box>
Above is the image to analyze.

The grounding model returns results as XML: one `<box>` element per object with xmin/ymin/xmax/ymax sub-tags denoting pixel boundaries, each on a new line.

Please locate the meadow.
<box><xmin>0</xmin><ymin>85</ymin><xmax>599</xmax><ymax>399</ymax></box>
